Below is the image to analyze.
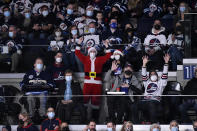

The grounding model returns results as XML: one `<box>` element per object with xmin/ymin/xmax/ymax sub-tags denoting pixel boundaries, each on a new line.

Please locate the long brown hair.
<box><xmin>18</xmin><ymin>112</ymin><xmax>32</xmax><ymax>128</ymax></box>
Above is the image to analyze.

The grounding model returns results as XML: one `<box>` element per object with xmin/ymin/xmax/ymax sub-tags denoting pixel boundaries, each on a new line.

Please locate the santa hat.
<box><xmin>111</xmin><ymin>49</ymin><xmax>123</xmax><ymax>59</ymax></box>
<box><xmin>88</xmin><ymin>47</ymin><xmax>97</xmax><ymax>55</ymax></box>
<box><xmin>113</xmin><ymin>49</ymin><xmax>123</xmax><ymax>56</ymax></box>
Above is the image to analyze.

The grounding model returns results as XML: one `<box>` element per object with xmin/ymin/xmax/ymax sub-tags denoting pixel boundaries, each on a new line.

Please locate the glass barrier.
<box><xmin>1</xmin><ymin>87</ymin><xmax>197</xmax><ymax>125</ymax></box>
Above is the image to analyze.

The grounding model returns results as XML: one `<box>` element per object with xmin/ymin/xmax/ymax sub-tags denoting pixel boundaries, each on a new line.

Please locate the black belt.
<box><xmin>85</xmin><ymin>72</ymin><xmax>102</xmax><ymax>78</ymax></box>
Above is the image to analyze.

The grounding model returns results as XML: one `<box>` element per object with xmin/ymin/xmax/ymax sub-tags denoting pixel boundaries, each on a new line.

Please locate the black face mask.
<box><xmin>194</xmin><ymin>128</ymin><xmax>197</xmax><ymax>131</ymax></box>
<box><xmin>125</xmin><ymin>70</ymin><xmax>132</xmax><ymax>76</ymax></box>
<box><xmin>154</xmin><ymin>24</ymin><xmax>161</xmax><ymax>30</ymax></box>
<box><xmin>19</xmin><ymin>119</ymin><xmax>24</xmax><ymax>125</ymax></box>
<box><xmin>62</xmin><ymin>127</ymin><xmax>69</xmax><ymax>131</ymax></box>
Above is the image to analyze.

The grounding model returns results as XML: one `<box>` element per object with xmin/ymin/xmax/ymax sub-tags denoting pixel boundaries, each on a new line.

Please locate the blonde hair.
<box><xmin>120</xmin><ymin>121</ymin><xmax>133</xmax><ymax>131</ymax></box>
<box><xmin>177</xmin><ymin>2</ymin><xmax>189</xmax><ymax>16</ymax></box>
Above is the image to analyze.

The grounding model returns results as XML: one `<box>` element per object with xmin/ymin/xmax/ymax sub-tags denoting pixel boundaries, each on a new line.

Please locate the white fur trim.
<box><xmin>76</xmin><ymin>46</ymin><xmax>81</xmax><ymax>50</ymax></box>
<box><xmin>84</xmin><ymin>79</ymin><xmax>102</xmax><ymax>84</ymax></box>
<box><xmin>113</xmin><ymin>50</ymin><xmax>123</xmax><ymax>56</ymax></box>
<box><xmin>88</xmin><ymin>47</ymin><xmax>97</xmax><ymax>54</ymax></box>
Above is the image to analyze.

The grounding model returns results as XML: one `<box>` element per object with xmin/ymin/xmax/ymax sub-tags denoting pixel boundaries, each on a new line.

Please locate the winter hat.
<box><xmin>88</xmin><ymin>47</ymin><xmax>97</xmax><ymax>55</ymax></box>
<box><xmin>111</xmin><ymin>49</ymin><xmax>123</xmax><ymax>59</ymax></box>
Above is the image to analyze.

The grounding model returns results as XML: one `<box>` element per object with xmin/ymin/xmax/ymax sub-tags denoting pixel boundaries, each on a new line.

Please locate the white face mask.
<box><xmin>90</xmin><ymin>52</ymin><xmax>96</xmax><ymax>59</ymax></box>
<box><xmin>65</xmin><ymin>76</ymin><xmax>72</xmax><ymax>81</ymax></box>
<box><xmin>71</xmin><ymin>29</ymin><xmax>77</xmax><ymax>36</ymax></box>
<box><xmin>150</xmin><ymin>75</ymin><xmax>157</xmax><ymax>82</ymax></box>
<box><xmin>55</xmin><ymin>31</ymin><xmax>61</xmax><ymax>37</ymax></box>
<box><xmin>36</xmin><ymin>64</ymin><xmax>43</xmax><ymax>71</ymax></box>
<box><xmin>56</xmin><ymin>57</ymin><xmax>62</xmax><ymax>63</ymax></box>
<box><xmin>114</xmin><ymin>55</ymin><xmax>120</xmax><ymax>60</ymax></box>
<box><xmin>86</xmin><ymin>10</ymin><xmax>93</xmax><ymax>17</ymax></box>
<box><xmin>42</xmin><ymin>10</ymin><xmax>49</xmax><ymax>16</ymax></box>
<box><xmin>47</xmin><ymin>112</ymin><xmax>55</xmax><ymax>119</ymax></box>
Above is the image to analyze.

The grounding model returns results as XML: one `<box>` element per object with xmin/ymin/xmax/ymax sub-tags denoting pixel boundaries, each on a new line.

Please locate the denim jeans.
<box><xmin>168</xmin><ymin>45</ymin><xmax>183</xmax><ymax>70</ymax></box>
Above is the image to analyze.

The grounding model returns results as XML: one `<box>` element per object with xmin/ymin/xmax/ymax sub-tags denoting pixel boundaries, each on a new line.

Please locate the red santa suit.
<box><xmin>75</xmin><ymin>46</ymin><xmax>111</xmax><ymax>108</ymax></box>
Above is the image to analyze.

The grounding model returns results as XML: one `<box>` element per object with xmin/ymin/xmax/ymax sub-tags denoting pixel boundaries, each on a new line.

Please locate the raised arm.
<box><xmin>161</xmin><ymin>54</ymin><xmax>170</xmax><ymax>82</ymax></box>
<box><xmin>142</xmin><ymin>56</ymin><xmax>149</xmax><ymax>81</ymax></box>
<box><xmin>75</xmin><ymin>37</ymin><xmax>87</xmax><ymax>63</ymax></box>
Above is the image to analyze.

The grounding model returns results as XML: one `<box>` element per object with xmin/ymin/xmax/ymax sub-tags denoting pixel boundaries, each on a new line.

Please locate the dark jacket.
<box><xmin>20</xmin><ymin>69</ymin><xmax>55</xmax><ymax>93</ymax></box>
<box><xmin>40</xmin><ymin>118</ymin><xmax>61</xmax><ymax>131</ymax></box>
<box><xmin>61</xmin><ymin>80</ymin><xmax>83</xmax><ymax>104</ymax></box>
<box><xmin>17</xmin><ymin>123</ymin><xmax>38</xmax><ymax>131</ymax></box>
<box><xmin>183</xmin><ymin>77</ymin><xmax>197</xmax><ymax>99</ymax></box>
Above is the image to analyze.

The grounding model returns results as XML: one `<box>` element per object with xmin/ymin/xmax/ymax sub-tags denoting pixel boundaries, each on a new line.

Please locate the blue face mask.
<box><xmin>36</xmin><ymin>64</ymin><xmax>43</xmax><ymax>71</ymax></box>
<box><xmin>110</xmin><ymin>22</ymin><xmax>117</xmax><ymax>29</ymax></box>
<box><xmin>171</xmin><ymin>127</ymin><xmax>178</xmax><ymax>131</ymax></box>
<box><xmin>86</xmin><ymin>10</ymin><xmax>93</xmax><ymax>17</ymax></box>
<box><xmin>107</xmin><ymin>128</ymin><xmax>113</xmax><ymax>131</ymax></box>
<box><xmin>152</xmin><ymin>128</ymin><xmax>159</xmax><ymax>131</ymax></box>
<box><xmin>25</xmin><ymin>13</ymin><xmax>31</xmax><ymax>19</ymax></box>
<box><xmin>71</xmin><ymin>29</ymin><xmax>77</xmax><ymax>36</ymax></box>
<box><xmin>4</xmin><ymin>11</ymin><xmax>10</xmax><ymax>17</ymax></box>
<box><xmin>9</xmin><ymin>32</ymin><xmax>14</xmax><ymax>38</ymax></box>
<box><xmin>67</xmin><ymin>9</ymin><xmax>73</xmax><ymax>15</ymax></box>
<box><xmin>194</xmin><ymin>128</ymin><xmax>197</xmax><ymax>131</ymax></box>
<box><xmin>89</xmin><ymin>28</ymin><xmax>95</xmax><ymax>34</ymax></box>
<box><xmin>180</xmin><ymin>7</ymin><xmax>185</xmax><ymax>12</ymax></box>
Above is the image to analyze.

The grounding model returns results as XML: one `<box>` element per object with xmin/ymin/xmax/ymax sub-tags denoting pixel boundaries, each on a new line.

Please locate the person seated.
<box><xmin>20</xmin><ymin>57</ymin><xmax>55</xmax><ymax>118</ymax></box>
<box><xmin>138</xmin><ymin>54</ymin><xmax>170</xmax><ymax>123</ymax></box>
<box><xmin>57</xmin><ymin>69</ymin><xmax>85</xmax><ymax>123</ymax></box>
<box><xmin>41</xmin><ymin>107</ymin><xmax>61</xmax><ymax>131</ymax></box>
<box><xmin>17</xmin><ymin>112</ymin><xmax>38</xmax><ymax>131</ymax></box>
<box><xmin>169</xmin><ymin>120</ymin><xmax>179</xmax><ymax>131</ymax></box>
<box><xmin>179</xmin><ymin>68</ymin><xmax>197</xmax><ymax>123</ymax></box>
<box><xmin>2</xmin><ymin>125</ymin><xmax>11</xmax><ymax>131</ymax></box>
<box><xmin>120</xmin><ymin>121</ymin><xmax>133</xmax><ymax>131</ymax></box>
<box><xmin>144</xmin><ymin>19</ymin><xmax>167</xmax><ymax>70</ymax></box>
<box><xmin>143</xmin><ymin>0</ymin><xmax>163</xmax><ymax>18</ymax></box>
<box><xmin>150</xmin><ymin>123</ymin><xmax>161</xmax><ymax>131</ymax></box>
<box><xmin>102</xmin><ymin>18</ymin><xmax>123</xmax><ymax>50</ymax></box>
<box><xmin>29</xmin><ymin>5</ymin><xmax>55</xmax><ymax>40</ymax></box>
<box><xmin>106</xmin><ymin>121</ymin><xmax>116</xmax><ymax>131</ymax></box>
<box><xmin>0</xmin><ymin>6</ymin><xmax>17</xmax><ymax>27</ymax></box>
<box><xmin>82</xmin><ymin>120</ymin><xmax>96</xmax><ymax>131</ymax></box>
<box><xmin>74</xmin><ymin>5</ymin><xmax>96</xmax><ymax>36</ymax></box>
<box><xmin>47</xmin><ymin>28</ymin><xmax>66</xmax><ymax>65</ymax></box>
<box><xmin>46</xmin><ymin>52</ymin><xmax>66</xmax><ymax>108</ymax></box>
<box><xmin>59</xmin><ymin>122</ymin><xmax>70</xmax><ymax>131</ymax></box>
<box><xmin>193</xmin><ymin>121</ymin><xmax>197</xmax><ymax>131</ymax></box>
<box><xmin>80</xmin><ymin>22</ymin><xmax>103</xmax><ymax>55</ymax></box>
<box><xmin>0</xmin><ymin>25</ymin><xmax>24</xmax><ymax>72</ymax></box>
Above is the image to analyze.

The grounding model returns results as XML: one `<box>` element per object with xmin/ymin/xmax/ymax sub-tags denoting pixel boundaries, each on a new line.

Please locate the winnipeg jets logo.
<box><xmin>147</xmin><ymin>83</ymin><xmax>158</xmax><ymax>93</ymax></box>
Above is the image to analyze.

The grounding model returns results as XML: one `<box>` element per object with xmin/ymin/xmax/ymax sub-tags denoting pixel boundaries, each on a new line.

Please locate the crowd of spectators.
<box><xmin>0</xmin><ymin>0</ymin><xmax>196</xmax><ymax>72</ymax></box>
<box><xmin>0</xmin><ymin>0</ymin><xmax>197</xmax><ymax>127</ymax></box>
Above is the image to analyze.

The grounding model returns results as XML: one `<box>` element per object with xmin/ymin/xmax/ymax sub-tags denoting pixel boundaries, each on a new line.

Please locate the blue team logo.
<box><xmin>147</xmin><ymin>83</ymin><xmax>158</xmax><ymax>93</ymax></box>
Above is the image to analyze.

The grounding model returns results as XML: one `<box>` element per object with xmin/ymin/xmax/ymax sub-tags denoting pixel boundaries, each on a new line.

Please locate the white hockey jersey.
<box><xmin>141</xmin><ymin>64</ymin><xmax>168</xmax><ymax>101</ymax></box>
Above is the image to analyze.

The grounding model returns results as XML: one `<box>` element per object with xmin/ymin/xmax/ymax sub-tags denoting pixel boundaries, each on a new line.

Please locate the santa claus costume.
<box><xmin>75</xmin><ymin>46</ymin><xmax>111</xmax><ymax>119</ymax></box>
